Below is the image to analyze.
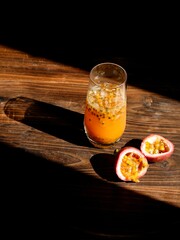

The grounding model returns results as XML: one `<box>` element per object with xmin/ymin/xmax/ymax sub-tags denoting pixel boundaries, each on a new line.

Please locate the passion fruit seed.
<box><xmin>145</xmin><ymin>138</ymin><xmax>169</xmax><ymax>154</ymax></box>
<box><xmin>121</xmin><ymin>152</ymin><xmax>149</xmax><ymax>183</ymax></box>
<box><xmin>114</xmin><ymin>148</ymin><xmax>120</xmax><ymax>155</ymax></box>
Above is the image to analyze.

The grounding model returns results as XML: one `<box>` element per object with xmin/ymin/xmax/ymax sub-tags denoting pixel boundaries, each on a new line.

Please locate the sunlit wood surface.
<box><xmin>0</xmin><ymin>44</ymin><xmax>179</xmax><ymax>239</ymax></box>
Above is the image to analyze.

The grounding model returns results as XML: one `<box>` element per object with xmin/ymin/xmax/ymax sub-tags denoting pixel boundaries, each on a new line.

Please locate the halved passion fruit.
<box><xmin>140</xmin><ymin>134</ymin><xmax>174</xmax><ymax>162</ymax></box>
<box><xmin>115</xmin><ymin>147</ymin><xmax>149</xmax><ymax>183</ymax></box>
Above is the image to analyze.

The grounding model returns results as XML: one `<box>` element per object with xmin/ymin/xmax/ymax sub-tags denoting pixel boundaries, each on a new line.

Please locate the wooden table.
<box><xmin>0</xmin><ymin>42</ymin><xmax>179</xmax><ymax>239</ymax></box>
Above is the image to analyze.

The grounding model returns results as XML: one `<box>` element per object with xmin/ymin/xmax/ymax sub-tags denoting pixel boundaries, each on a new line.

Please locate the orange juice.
<box><xmin>84</xmin><ymin>82</ymin><xmax>126</xmax><ymax>147</ymax></box>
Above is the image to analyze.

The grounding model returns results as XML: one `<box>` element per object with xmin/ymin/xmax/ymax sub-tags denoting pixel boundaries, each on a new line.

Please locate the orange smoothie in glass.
<box><xmin>84</xmin><ymin>82</ymin><xmax>126</xmax><ymax>147</ymax></box>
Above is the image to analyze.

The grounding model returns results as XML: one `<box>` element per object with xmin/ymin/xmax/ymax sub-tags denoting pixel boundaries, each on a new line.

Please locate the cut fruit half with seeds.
<box><xmin>140</xmin><ymin>134</ymin><xmax>174</xmax><ymax>162</ymax></box>
<box><xmin>115</xmin><ymin>147</ymin><xmax>149</xmax><ymax>183</ymax></box>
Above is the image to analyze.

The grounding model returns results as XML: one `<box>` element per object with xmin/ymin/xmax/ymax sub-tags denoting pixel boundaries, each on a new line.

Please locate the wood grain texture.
<box><xmin>0</xmin><ymin>44</ymin><xmax>179</xmax><ymax>239</ymax></box>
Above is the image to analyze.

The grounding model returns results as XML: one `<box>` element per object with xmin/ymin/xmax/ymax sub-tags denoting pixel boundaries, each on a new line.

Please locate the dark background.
<box><xmin>1</xmin><ymin>7</ymin><xmax>179</xmax><ymax>101</ymax></box>
<box><xmin>1</xmin><ymin>2</ymin><xmax>179</xmax><ymax>64</ymax></box>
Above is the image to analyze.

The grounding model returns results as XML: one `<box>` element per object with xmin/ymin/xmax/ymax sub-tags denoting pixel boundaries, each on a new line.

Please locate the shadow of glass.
<box><xmin>3</xmin><ymin>96</ymin><xmax>91</xmax><ymax>147</ymax></box>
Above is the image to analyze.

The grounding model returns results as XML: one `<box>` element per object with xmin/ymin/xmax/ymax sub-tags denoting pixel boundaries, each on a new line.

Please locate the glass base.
<box><xmin>86</xmin><ymin>135</ymin><xmax>121</xmax><ymax>149</ymax></box>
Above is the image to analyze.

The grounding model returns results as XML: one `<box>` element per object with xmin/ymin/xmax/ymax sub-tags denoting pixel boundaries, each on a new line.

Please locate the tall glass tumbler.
<box><xmin>84</xmin><ymin>62</ymin><xmax>127</xmax><ymax>148</ymax></box>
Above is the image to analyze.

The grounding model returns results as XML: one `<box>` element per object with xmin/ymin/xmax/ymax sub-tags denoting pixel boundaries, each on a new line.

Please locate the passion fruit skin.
<box><xmin>115</xmin><ymin>147</ymin><xmax>149</xmax><ymax>182</ymax></box>
<box><xmin>140</xmin><ymin>134</ymin><xmax>174</xmax><ymax>162</ymax></box>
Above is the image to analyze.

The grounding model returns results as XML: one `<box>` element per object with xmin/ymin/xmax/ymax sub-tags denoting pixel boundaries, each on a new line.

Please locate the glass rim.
<box><xmin>90</xmin><ymin>62</ymin><xmax>127</xmax><ymax>87</ymax></box>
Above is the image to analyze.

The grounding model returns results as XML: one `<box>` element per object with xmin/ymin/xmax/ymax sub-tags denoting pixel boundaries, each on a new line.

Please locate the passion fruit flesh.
<box><xmin>116</xmin><ymin>147</ymin><xmax>149</xmax><ymax>183</ymax></box>
<box><xmin>141</xmin><ymin>134</ymin><xmax>174</xmax><ymax>162</ymax></box>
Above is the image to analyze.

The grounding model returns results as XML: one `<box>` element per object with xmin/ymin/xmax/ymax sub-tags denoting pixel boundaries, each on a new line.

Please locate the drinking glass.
<box><xmin>84</xmin><ymin>62</ymin><xmax>127</xmax><ymax>148</ymax></box>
